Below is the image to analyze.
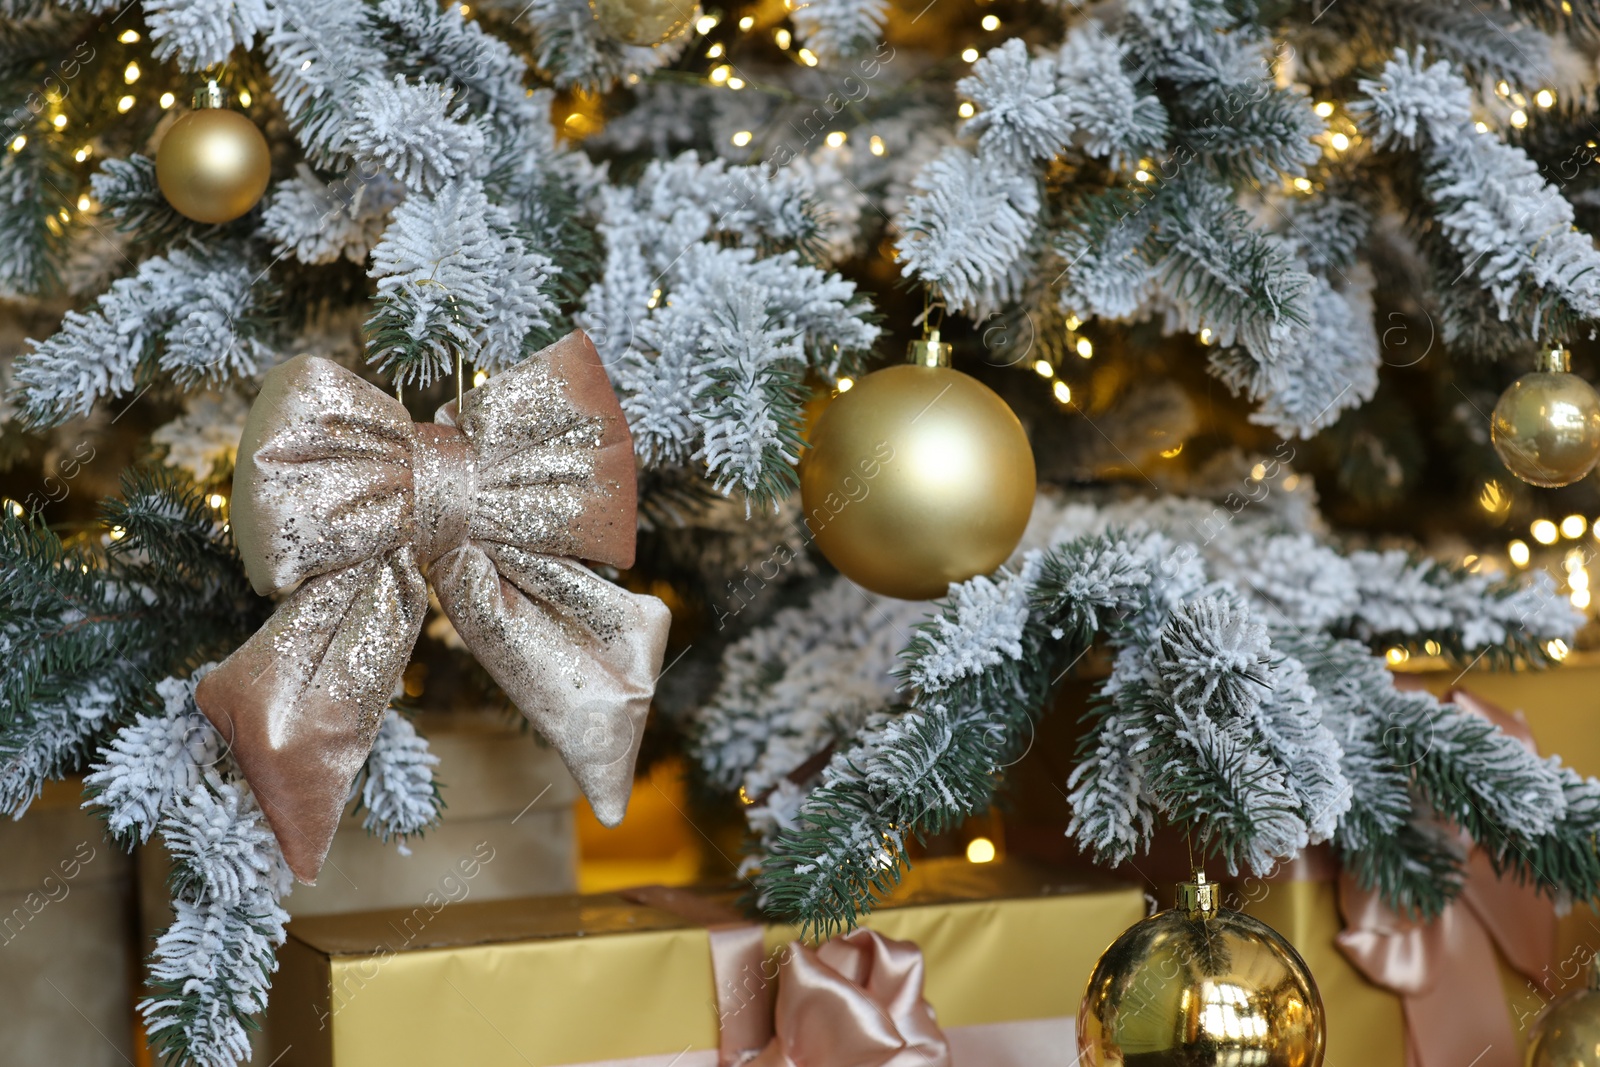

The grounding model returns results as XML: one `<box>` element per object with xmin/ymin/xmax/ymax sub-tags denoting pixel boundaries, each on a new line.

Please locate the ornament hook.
<box><xmin>1539</xmin><ymin>344</ymin><xmax>1572</xmax><ymax>374</ymax></box>
<box><xmin>194</xmin><ymin>79</ymin><xmax>226</xmax><ymax>110</ymax></box>
<box><xmin>1176</xmin><ymin>870</ymin><xmax>1218</xmax><ymax>920</ymax></box>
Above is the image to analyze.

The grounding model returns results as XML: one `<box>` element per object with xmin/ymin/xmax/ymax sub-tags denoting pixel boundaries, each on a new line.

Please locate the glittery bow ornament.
<box><xmin>195</xmin><ymin>331</ymin><xmax>671</xmax><ymax>884</ymax></box>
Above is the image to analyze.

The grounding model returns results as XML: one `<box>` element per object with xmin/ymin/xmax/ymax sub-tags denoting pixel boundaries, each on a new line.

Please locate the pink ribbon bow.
<box><xmin>1335</xmin><ymin>689</ymin><xmax>1556</xmax><ymax>1067</ymax></box>
<box><xmin>745</xmin><ymin>930</ymin><xmax>952</xmax><ymax>1067</ymax></box>
<box><xmin>196</xmin><ymin>331</ymin><xmax>670</xmax><ymax>884</ymax></box>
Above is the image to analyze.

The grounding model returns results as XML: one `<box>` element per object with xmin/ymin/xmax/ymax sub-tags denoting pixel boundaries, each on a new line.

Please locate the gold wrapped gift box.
<box><xmin>267</xmin><ymin>858</ymin><xmax>1146</xmax><ymax>1067</ymax></box>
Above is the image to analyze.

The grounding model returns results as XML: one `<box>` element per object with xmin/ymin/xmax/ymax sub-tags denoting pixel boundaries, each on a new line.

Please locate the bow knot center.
<box><xmin>411</xmin><ymin>424</ymin><xmax>475</xmax><ymax>565</ymax></box>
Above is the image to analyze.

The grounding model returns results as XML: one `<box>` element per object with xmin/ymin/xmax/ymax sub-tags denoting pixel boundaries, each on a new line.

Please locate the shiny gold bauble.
<box><xmin>589</xmin><ymin>0</ymin><xmax>697</xmax><ymax>46</ymax></box>
<box><xmin>1079</xmin><ymin>876</ymin><xmax>1325</xmax><ymax>1067</ymax></box>
<box><xmin>155</xmin><ymin>105</ymin><xmax>271</xmax><ymax>225</ymax></box>
<box><xmin>799</xmin><ymin>340</ymin><xmax>1035</xmax><ymax>601</ymax></box>
<box><xmin>1527</xmin><ymin>973</ymin><xmax>1600</xmax><ymax>1066</ymax></box>
<box><xmin>1491</xmin><ymin>347</ymin><xmax>1600</xmax><ymax>488</ymax></box>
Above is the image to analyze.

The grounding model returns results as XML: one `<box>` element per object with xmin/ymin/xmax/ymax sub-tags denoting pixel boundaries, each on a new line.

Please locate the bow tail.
<box><xmin>429</xmin><ymin>542</ymin><xmax>669</xmax><ymax>826</ymax></box>
<box><xmin>195</xmin><ymin>548</ymin><xmax>428</xmax><ymax>883</ymax></box>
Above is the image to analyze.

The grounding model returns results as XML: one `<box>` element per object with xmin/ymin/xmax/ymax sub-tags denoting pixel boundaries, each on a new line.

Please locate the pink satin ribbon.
<box><xmin>744</xmin><ymin>929</ymin><xmax>952</xmax><ymax>1067</ymax></box>
<box><xmin>1334</xmin><ymin>688</ymin><xmax>1556</xmax><ymax>1067</ymax></box>
<box><xmin>623</xmin><ymin>887</ymin><xmax>952</xmax><ymax>1067</ymax></box>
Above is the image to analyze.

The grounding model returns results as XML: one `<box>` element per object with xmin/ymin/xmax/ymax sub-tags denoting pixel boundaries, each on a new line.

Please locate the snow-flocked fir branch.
<box><xmin>351</xmin><ymin>709</ymin><xmax>443</xmax><ymax>845</ymax></box>
<box><xmin>582</xmin><ymin>154</ymin><xmax>878</xmax><ymax>509</ymax></box>
<box><xmin>789</xmin><ymin>0</ymin><xmax>886</xmax><ymax>66</ymax></box>
<box><xmin>704</xmin><ymin>493</ymin><xmax>1587</xmax><ymax>932</ymax></box>
<box><xmin>13</xmin><ymin>242</ymin><xmax>274</xmax><ymax>427</ymax></box>
<box><xmin>518</xmin><ymin>0</ymin><xmax>687</xmax><ymax>91</ymax></box>
<box><xmin>1</xmin><ymin>468</ymin><xmax>262</xmax><ymax>819</ymax></box>
<box><xmin>365</xmin><ymin>177</ymin><xmax>557</xmax><ymax>386</ymax></box>
<box><xmin>1358</xmin><ymin>49</ymin><xmax>1600</xmax><ymax>333</ymax></box>
<box><xmin>144</xmin><ymin>0</ymin><xmax>269</xmax><ymax>70</ymax></box>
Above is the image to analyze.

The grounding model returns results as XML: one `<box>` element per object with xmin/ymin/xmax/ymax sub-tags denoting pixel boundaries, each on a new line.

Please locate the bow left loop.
<box><xmin>196</xmin><ymin>330</ymin><xmax>669</xmax><ymax>885</ymax></box>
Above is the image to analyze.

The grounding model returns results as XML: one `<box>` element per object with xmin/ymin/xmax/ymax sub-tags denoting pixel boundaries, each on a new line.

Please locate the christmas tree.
<box><xmin>5</xmin><ymin>0</ymin><xmax>1600</xmax><ymax>1062</ymax></box>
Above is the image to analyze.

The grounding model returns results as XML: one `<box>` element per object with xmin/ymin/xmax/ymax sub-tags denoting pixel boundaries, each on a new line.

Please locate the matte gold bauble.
<box><xmin>1491</xmin><ymin>346</ymin><xmax>1600</xmax><ymax>488</ymax></box>
<box><xmin>799</xmin><ymin>331</ymin><xmax>1035</xmax><ymax>601</ymax></box>
<box><xmin>155</xmin><ymin>84</ymin><xmax>270</xmax><ymax>225</ymax></box>
<box><xmin>1079</xmin><ymin>874</ymin><xmax>1326</xmax><ymax>1067</ymax></box>
<box><xmin>1527</xmin><ymin>967</ymin><xmax>1600</xmax><ymax>1067</ymax></box>
<box><xmin>589</xmin><ymin>0</ymin><xmax>696</xmax><ymax>45</ymax></box>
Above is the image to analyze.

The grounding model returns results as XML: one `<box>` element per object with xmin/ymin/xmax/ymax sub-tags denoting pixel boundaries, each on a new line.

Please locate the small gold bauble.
<box><xmin>799</xmin><ymin>334</ymin><xmax>1035</xmax><ymax>601</ymax></box>
<box><xmin>1527</xmin><ymin>968</ymin><xmax>1600</xmax><ymax>1066</ymax></box>
<box><xmin>589</xmin><ymin>0</ymin><xmax>697</xmax><ymax>46</ymax></box>
<box><xmin>1078</xmin><ymin>874</ymin><xmax>1326</xmax><ymax>1067</ymax></box>
<box><xmin>155</xmin><ymin>89</ymin><xmax>270</xmax><ymax>225</ymax></box>
<box><xmin>1491</xmin><ymin>347</ymin><xmax>1600</xmax><ymax>488</ymax></box>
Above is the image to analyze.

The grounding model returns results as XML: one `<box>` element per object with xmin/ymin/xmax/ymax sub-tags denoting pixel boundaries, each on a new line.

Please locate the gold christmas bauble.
<box><xmin>1527</xmin><ymin>971</ymin><xmax>1600</xmax><ymax>1067</ymax></box>
<box><xmin>589</xmin><ymin>0</ymin><xmax>696</xmax><ymax>45</ymax></box>
<box><xmin>1079</xmin><ymin>875</ymin><xmax>1325</xmax><ymax>1067</ymax></box>
<box><xmin>799</xmin><ymin>333</ymin><xmax>1035</xmax><ymax>601</ymax></box>
<box><xmin>155</xmin><ymin>92</ymin><xmax>270</xmax><ymax>225</ymax></box>
<box><xmin>1491</xmin><ymin>346</ymin><xmax>1600</xmax><ymax>488</ymax></box>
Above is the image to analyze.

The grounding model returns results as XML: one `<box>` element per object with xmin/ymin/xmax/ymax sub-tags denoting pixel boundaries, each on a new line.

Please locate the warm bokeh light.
<box><xmin>1532</xmin><ymin>519</ymin><xmax>1559</xmax><ymax>545</ymax></box>
<box><xmin>160</xmin><ymin>92</ymin><xmax>176</xmax><ymax>109</ymax></box>
<box><xmin>1509</xmin><ymin>540</ymin><xmax>1531</xmax><ymax>567</ymax></box>
<box><xmin>117</xmin><ymin>95</ymin><xmax>135</xmax><ymax>113</ymax></box>
<box><xmin>731</xmin><ymin>130</ymin><xmax>752</xmax><ymax>147</ymax></box>
<box><xmin>1053</xmin><ymin>380</ymin><xmax>1071</xmax><ymax>404</ymax></box>
<box><xmin>1386</xmin><ymin>647</ymin><xmax>1409</xmax><ymax>665</ymax></box>
<box><xmin>966</xmin><ymin>837</ymin><xmax>996</xmax><ymax>863</ymax></box>
<box><xmin>1033</xmin><ymin>359</ymin><xmax>1053</xmax><ymax>377</ymax></box>
<box><xmin>1548</xmin><ymin>638</ymin><xmax>1571</xmax><ymax>661</ymax></box>
<box><xmin>1563</xmin><ymin>514</ymin><xmax>1587</xmax><ymax>539</ymax></box>
<box><xmin>836</xmin><ymin>377</ymin><xmax>854</xmax><ymax>393</ymax></box>
<box><xmin>825</xmin><ymin>130</ymin><xmax>846</xmax><ymax>147</ymax></box>
<box><xmin>1313</xmin><ymin>101</ymin><xmax>1333</xmax><ymax>118</ymax></box>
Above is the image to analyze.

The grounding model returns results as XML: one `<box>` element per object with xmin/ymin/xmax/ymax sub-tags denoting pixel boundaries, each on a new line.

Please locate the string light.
<box><xmin>825</xmin><ymin>130</ymin><xmax>846</xmax><ymax>147</ymax></box>
<box><xmin>1508</xmin><ymin>540</ymin><xmax>1531</xmax><ymax>566</ymax></box>
<box><xmin>710</xmin><ymin>64</ymin><xmax>731</xmax><ymax>83</ymax></box>
<box><xmin>238</xmin><ymin>90</ymin><xmax>252</xmax><ymax>107</ymax></box>
<box><xmin>118</xmin><ymin>29</ymin><xmax>140</xmax><ymax>43</ymax></box>
<box><xmin>1052</xmin><ymin>380</ymin><xmax>1071</xmax><ymax>404</ymax></box>
<box><xmin>9</xmin><ymin>135</ymin><xmax>24</xmax><ymax>152</ymax></box>
<box><xmin>124</xmin><ymin>61</ymin><xmax>140</xmax><ymax>83</ymax></box>
<box><xmin>1251</xmin><ymin>462</ymin><xmax>1268</xmax><ymax>481</ymax></box>
<box><xmin>1328</xmin><ymin>132</ymin><xmax>1349</xmax><ymax>151</ymax></box>
<box><xmin>869</xmin><ymin>135</ymin><xmax>885</xmax><ymax>156</ymax></box>
<box><xmin>981</xmin><ymin>13</ymin><xmax>1000</xmax><ymax>29</ymax></box>
<box><xmin>1510</xmin><ymin>109</ymin><xmax>1529</xmax><ymax>128</ymax></box>
<box><xmin>56</xmin><ymin>207</ymin><xmax>68</xmax><ymax>222</ymax></box>
<box><xmin>836</xmin><ymin>376</ymin><xmax>854</xmax><ymax>392</ymax></box>
<box><xmin>1562</xmin><ymin>513</ymin><xmax>1587</xmax><ymax>539</ymax></box>
<box><xmin>73</xmin><ymin>145</ymin><xmax>90</xmax><ymax>162</ymax></box>
<box><xmin>51</xmin><ymin>114</ymin><xmax>66</xmax><ymax>129</ymax></box>
<box><xmin>108</xmin><ymin>525</ymin><xmax>126</xmax><ymax>541</ymax></box>
<box><xmin>207</xmin><ymin>493</ymin><xmax>227</xmax><ymax>510</ymax></box>
<box><xmin>1573</xmin><ymin>589</ymin><xmax>1591</xmax><ymax>609</ymax></box>
<box><xmin>159</xmin><ymin>92</ymin><xmax>175</xmax><ymax>109</ymax></box>
<box><xmin>4</xmin><ymin>499</ymin><xmax>22</xmax><ymax>517</ymax></box>
<box><xmin>960</xmin><ymin>47</ymin><xmax>979</xmax><ymax>62</ymax></box>
<box><xmin>1424</xmin><ymin>640</ymin><xmax>1441</xmax><ymax>655</ymax></box>
<box><xmin>460</xmin><ymin>3</ymin><xmax>471</xmax><ymax>14</ymax></box>
<box><xmin>1474</xmin><ymin>121</ymin><xmax>1490</xmax><ymax>133</ymax></box>
<box><xmin>966</xmin><ymin>837</ymin><xmax>996</xmax><ymax>863</ymax></box>
<box><xmin>1478</xmin><ymin>479</ymin><xmax>1509</xmax><ymax>515</ymax></box>
<box><xmin>738</xmin><ymin>15</ymin><xmax>754</xmax><ymax>29</ymax></box>
<box><xmin>1386</xmin><ymin>647</ymin><xmax>1409</xmax><ymax>665</ymax></box>
<box><xmin>1135</xmin><ymin>168</ymin><xmax>1152</xmax><ymax>182</ymax></box>
<box><xmin>731</xmin><ymin>130</ymin><xmax>752</xmax><ymax>147</ymax></box>
<box><xmin>1537</xmin><ymin>89</ymin><xmax>1556</xmax><ymax>108</ymax></box>
<box><xmin>473</xmin><ymin>369</ymin><xmax>489</xmax><ymax>387</ymax></box>
<box><xmin>117</xmin><ymin>95</ymin><xmax>135</xmax><ymax>113</ymax></box>
<box><xmin>76</xmin><ymin>194</ymin><xmax>90</xmax><ymax>211</ymax></box>
<box><xmin>774</xmin><ymin>28</ymin><xmax>791</xmax><ymax>48</ymax></box>
<box><xmin>707</xmin><ymin>42</ymin><xmax>724</xmax><ymax>57</ymax></box>
<box><xmin>957</xmin><ymin>102</ymin><xmax>975</xmax><ymax>118</ymax></box>
<box><xmin>1547</xmin><ymin>638</ymin><xmax>1571</xmax><ymax>661</ymax></box>
<box><xmin>695</xmin><ymin>13</ymin><xmax>719</xmax><ymax>32</ymax></box>
<box><xmin>1198</xmin><ymin>327</ymin><xmax>1213</xmax><ymax>345</ymax></box>
<box><xmin>1293</xmin><ymin>176</ymin><xmax>1313</xmax><ymax>192</ymax></box>
<box><xmin>1496</xmin><ymin>81</ymin><xmax>1511</xmax><ymax>96</ymax></box>
<box><xmin>646</xmin><ymin>288</ymin><xmax>662</xmax><ymax>308</ymax></box>
<box><xmin>1571</xmin><ymin>568</ymin><xmax>1589</xmax><ymax>591</ymax></box>
<box><xmin>727</xmin><ymin>77</ymin><xmax>745</xmax><ymax>89</ymax></box>
<box><xmin>1033</xmin><ymin>359</ymin><xmax>1053</xmax><ymax>377</ymax></box>
<box><xmin>1076</xmin><ymin>337</ymin><xmax>1093</xmax><ymax>359</ymax></box>
<box><xmin>1313</xmin><ymin>101</ymin><xmax>1334</xmax><ymax>118</ymax></box>
<box><xmin>1532</xmin><ymin>518</ymin><xmax>1559</xmax><ymax>545</ymax></box>
<box><xmin>797</xmin><ymin>47</ymin><xmax>818</xmax><ymax>66</ymax></box>
<box><xmin>1160</xmin><ymin>444</ymin><xmax>1184</xmax><ymax>458</ymax></box>
<box><xmin>1065</xmin><ymin>314</ymin><xmax>1082</xmax><ymax>330</ymax></box>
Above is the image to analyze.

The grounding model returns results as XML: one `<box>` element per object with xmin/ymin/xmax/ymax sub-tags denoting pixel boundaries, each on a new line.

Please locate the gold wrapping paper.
<box><xmin>267</xmin><ymin>859</ymin><xmax>1146</xmax><ymax>1066</ymax></box>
